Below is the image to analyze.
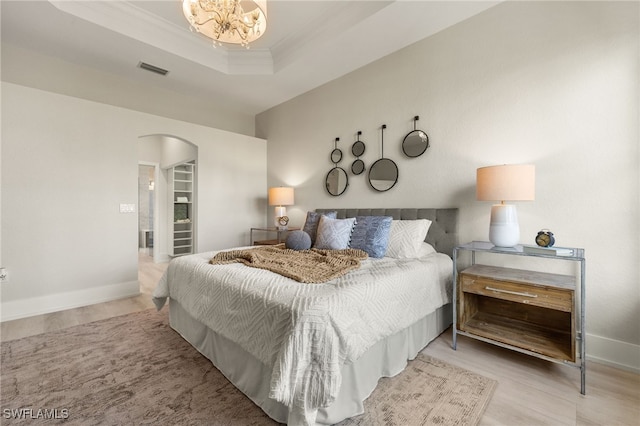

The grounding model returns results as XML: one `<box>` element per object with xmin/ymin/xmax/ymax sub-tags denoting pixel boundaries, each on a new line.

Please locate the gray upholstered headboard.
<box><xmin>315</xmin><ymin>208</ymin><xmax>459</xmax><ymax>257</ymax></box>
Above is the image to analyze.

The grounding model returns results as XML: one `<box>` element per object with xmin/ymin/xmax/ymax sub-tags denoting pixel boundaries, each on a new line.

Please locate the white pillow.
<box><xmin>314</xmin><ymin>216</ymin><xmax>356</xmax><ymax>250</ymax></box>
<box><xmin>418</xmin><ymin>242</ymin><xmax>437</xmax><ymax>257</ymax></box>
<box><xmin>385</xmin><ymin>219</ymin><xmax>432</xmax><ymax>258</ymax></box>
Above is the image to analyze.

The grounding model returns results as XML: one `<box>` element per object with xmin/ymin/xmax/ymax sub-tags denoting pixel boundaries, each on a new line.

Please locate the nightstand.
<box><xmin>452</xmin><ymin>241</ymin><xmax>586</xmax><ymax>394</ymax></box>
<box><xmin>250</xmin><ymin>227</ymin><xmax>300</xmax><ymax>245</ymax></box>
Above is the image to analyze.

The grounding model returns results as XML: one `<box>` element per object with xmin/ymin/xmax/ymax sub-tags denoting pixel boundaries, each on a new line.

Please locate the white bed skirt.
<box><xmin>169</xmin><ymin>299</ymin><xmax>452</xmax><ymax>425</ymax></box>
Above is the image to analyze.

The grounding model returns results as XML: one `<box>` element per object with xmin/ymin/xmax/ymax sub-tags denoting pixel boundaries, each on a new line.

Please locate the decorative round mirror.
<box><xmin>325</xmin><ymin>167</ymin><xmax>349</xmax><ymax>196</ymax></box>
<box><xmin>329</xmin><ymin>137</ymin><xmax>343</xmax><ymax>164</ymax></box>
<box><xmin>402</xmin><ymin>115</ymin><xmax>429</xmax><ymax>158</ymax></box>
<box><xmin>369</xmin><ymin>159</ymin><xmax>398</xmax><ymax>192</ymax></box>
<box><xmin>352</xmin><ymin>141</ymin><xmax>365</xmax><ymax>157</ymax></box>
<box><xmin>330</xmin><ymin>148</ymin><xmax>343</xmax><ymax>164</ymax></box>
<box><xmin>351</xmin><ymin>131</ymin><xmax>366</xmax><ymax>176</ymax></box>
<box><xmin>368</xmin><ymin>124</ymin><xmax>398</xmax><ymax>192</ymax></box>
<box><xmin>351</xmin><ymin>159</ymin><xmax>365</xmax><ymax>175</ymax></box>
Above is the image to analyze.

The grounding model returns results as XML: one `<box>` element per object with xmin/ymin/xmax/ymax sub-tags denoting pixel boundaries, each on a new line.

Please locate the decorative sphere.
<box><xmin>286</xmin><ymin>230</ymin><xmax>312</xmax><ymax>250</ymax></box>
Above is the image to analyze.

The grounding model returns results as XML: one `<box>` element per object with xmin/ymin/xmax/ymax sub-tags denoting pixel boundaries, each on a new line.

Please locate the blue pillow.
<box><xmin>285</xmin><ymin>230</ymin><xmax>312</xmax><ymax>250</ymax></box>
<box><xmin>350</xmin><ymin>216</ymin><xmax>393</xmax><ymax>258</ymax></box>
<box><xmin>302</xmin><ymin>211</ymin><xmax>337</xmax><ymax>245</ymax></box>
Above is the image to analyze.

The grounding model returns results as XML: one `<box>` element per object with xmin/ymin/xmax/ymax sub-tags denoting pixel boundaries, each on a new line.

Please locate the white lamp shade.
<box><xmin>268</xmin><ymin>187</ymin><xmax>294</xmax><ymax>206</ymax></box>
<box><xmin>477</xmin><ymin>164</ymin><xmax>535</xmax><ymax>202</ymax></box>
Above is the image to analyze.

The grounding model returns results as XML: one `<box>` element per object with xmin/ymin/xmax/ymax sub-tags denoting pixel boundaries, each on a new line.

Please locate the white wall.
<box><xmin>1</xmin><ymin>82</ymin><xmax>267</xmax><ymax>321</ymax></box>
<box><xmin>159</xmin><ymin>136</ymin><xmax>197</xmax><ymax>170</ymax></box>
<box><xmin>1</xmin><ymin>43</ymin><xmax>256</xmax><ymax>137</ymax></box>
<box><xmin>256</xmin><ymin>1</ymin><xmax>639</xmax><ymax>370</ymax></box>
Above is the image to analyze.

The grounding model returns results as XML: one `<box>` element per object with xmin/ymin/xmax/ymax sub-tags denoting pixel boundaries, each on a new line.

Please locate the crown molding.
<box><xmin>48</xmin><ymin>0</ymin><xmax>274</xmax><ymax>75</ymax></box>
<box><xmin>270</xmin><ymin>1</ymin><xmax>390</xmax><ymax>72</ymax></box>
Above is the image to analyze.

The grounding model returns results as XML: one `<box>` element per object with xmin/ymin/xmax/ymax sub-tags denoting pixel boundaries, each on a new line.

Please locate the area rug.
<box><xmin>1</xmin><ymin>309</ymin><xmax>496</xmax><ymax>425</ymax></box>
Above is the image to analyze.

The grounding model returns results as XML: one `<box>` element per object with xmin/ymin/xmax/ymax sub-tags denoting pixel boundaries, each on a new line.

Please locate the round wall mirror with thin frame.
<box><xmin>325</xmin><ymin>167</ymin><xmax>349</xmax><ymax>196</ymax></box>
<box><xmin>351</xmin><ymin>159</ymin><xmax>365</xmax><ymax>175</ymax></box>
<box><xmin>369</xmin><ymin>158</ymin><xmax>398</xmax><ymax>191</ymax></box>
<box><xmin>330</xmin><ymin>148</ymin><xmax>342</xmax><ymax>164</ymax></box>
<box><xmin>330</xmin><ymin>137</ymin><xmax>343</xmax><ymax>164</ymax></box>
<box><xmin>368</xmin><ymin>124</ymin><xmax>398</xmax><ymax>192</ymax></box>
<box><xmin>352</xmin><ymin>141</ymin><xmax>365</xmax><ymax>156</ymax></box>
<box><xmin>402</xmin><ymin>115</ymin><xmax>430</xmax><ymax>158</ymax></box>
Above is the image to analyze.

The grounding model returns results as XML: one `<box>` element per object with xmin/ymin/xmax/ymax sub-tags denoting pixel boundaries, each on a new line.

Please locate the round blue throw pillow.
<box><xmin>286</xmin><ymin>230</ymin><xmax>312</xmax><ymax>250</ymax></box>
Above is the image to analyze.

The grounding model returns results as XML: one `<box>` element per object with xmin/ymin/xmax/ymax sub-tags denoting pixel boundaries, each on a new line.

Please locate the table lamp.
<box><xmin>476</xmin><ymin>164</ymin><xmax>535</xmax><ymax>247</ymax></box>
<box><xmin>268</xmin><ymin>187</ymin><xmax>294</xmax><ymax>230</ymax></box>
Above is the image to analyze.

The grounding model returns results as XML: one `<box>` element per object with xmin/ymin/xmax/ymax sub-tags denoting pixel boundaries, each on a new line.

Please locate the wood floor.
<box><xmin>0</xmin><ymin>252</ymin><xmax>162</xmax><ymax>341</ymax></box>
<box><xmin>2</xmin><ymin>252</ymin><xmax>639</xmax><ymax>425</ymax></box>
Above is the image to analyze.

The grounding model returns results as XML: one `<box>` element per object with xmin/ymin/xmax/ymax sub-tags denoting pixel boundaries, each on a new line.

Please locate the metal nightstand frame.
<box><xmin>452</xmin><ymin>241</ymin><xmax>586</xmax><ymax>394</ymax></box>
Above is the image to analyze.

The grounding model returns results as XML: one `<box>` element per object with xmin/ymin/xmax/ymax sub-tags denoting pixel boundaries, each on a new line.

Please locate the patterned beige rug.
<box><xmin>1</xmin><ymin>309</ymin><xmax>496</xmax><ymax>425</ymax></box>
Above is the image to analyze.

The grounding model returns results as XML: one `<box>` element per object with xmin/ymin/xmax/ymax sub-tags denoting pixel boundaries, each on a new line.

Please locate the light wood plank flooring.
<box><xmin>0</xmin><ymin>251</ymin><xmax>163</xmax><ymax>341</ymax></box>
<box><xmin>2</xmin><ymin>252</ymin><xmax>639</xmax><ymax>425</ymax></box>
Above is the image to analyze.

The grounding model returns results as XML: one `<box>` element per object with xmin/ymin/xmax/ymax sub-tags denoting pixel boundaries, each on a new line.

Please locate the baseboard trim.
<box><xmin>586</xmin><ymin>333</ymin><xmax>640</xmax><ymax>374</ymax></box>
<box><xmin>0</xmin><ymin>281</ymin><xmax>140</xmax><ymax>322</ymax></box>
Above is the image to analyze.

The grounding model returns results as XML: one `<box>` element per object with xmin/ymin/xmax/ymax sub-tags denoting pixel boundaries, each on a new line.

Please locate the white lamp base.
<box><xmin>489</xmin><ymin>204</ymin><xmax>520</xmax><ymax>247</ymax></box>
<box><xmin>274</xmin><ymin>206</ymin><xmax>287</xmax><ymax>229</ymax></box>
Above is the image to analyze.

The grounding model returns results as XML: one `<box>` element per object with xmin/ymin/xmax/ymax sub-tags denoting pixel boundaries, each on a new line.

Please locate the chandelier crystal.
<box><xmin>182</xmin><ymin>0</ymin><xmax>267</xmax><ymax>48</ymax></box>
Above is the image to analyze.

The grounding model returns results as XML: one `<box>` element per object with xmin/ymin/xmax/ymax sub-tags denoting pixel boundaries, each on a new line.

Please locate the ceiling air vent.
<box><xmin>138</xmin><ymin>61</ymin><xmax>169</xmax><ymax>76</ymax></box>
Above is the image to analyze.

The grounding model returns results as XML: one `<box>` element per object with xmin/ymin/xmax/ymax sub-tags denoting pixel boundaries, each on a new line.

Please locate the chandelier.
<box><xmin>182</xmin><ymin>0</ymin><xmax>267</xmax><ymax>48</ymax></box>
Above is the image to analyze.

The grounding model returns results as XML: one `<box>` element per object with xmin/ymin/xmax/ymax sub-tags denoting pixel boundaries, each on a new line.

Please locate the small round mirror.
<box><xmin>351</xmin><ymin>159</ymin><xmax>365</xmax><ymax>175</ymax></box>
<box><xmin>351</xmin><ymin>140</ymin><xmax>365</xmax><ymax>157</ymax></box>
<box><xmin>330</xmin><ymin>148</ymin><xmax>343</xmax><ymax>164</ymax></box>
<box><xmin>402</xmin><ymin>130</ymin><xmax>429</xmax><ymax>158</ymax></box>
<box><xmin>326</xmin><ymin>167</ymin><xmax>349</xmax><ymax>196</ymax></box>
<box><xmin>368</xmin><ymin>158</ymin><xmax>398</xmax><ymax>192</ymax></box>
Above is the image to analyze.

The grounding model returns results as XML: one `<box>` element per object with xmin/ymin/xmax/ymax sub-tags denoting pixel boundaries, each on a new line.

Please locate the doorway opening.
<box><xmin>138</xmin><ymin>164</ymin><xmax>156</xmax><ymax>260</ymax></box>
<box><xmin>137</xmin><ymin>134</ymin><xmax>198</xmax><ymax>295</ymax></box>
<box><xmin>138</xmin><ymin>163</ymin><xmax>165</xmax><ymax>295</ymax></box>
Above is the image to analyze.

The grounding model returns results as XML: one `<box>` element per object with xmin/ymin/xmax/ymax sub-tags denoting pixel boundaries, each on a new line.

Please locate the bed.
<box><xmin>153</xmin><ymin>208</ymin><xmax>458</xmax><ymax>425</ymax></box>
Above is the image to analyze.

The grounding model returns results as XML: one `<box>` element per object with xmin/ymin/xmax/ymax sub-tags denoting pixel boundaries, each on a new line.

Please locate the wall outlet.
<box><xmin>119</xmin><ymin>204</ymin><xmax>136</xmax><ymax>213</ymax></box>
<box><xmin>0</xmin><ymin>267</ymin><xmax>8</xmax><ymax>283</ymax></box>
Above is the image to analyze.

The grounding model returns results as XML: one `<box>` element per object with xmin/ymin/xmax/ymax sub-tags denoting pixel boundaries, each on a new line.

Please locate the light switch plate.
<box><xmin>119</xmin><ymin>204</ymin><xmax>136</xmax><ymax>213</ymax></box>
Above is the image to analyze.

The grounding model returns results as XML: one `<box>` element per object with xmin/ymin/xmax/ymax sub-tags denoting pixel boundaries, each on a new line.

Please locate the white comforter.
<box><xmin>153</xmin><ymin>249</ymin><xmax>452</xmax><ymax>425</ymax></box>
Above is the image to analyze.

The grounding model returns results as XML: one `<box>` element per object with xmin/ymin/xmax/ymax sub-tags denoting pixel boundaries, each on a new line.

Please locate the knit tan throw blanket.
<box><xmin>209</xmin><ymin>244</ymin><xmax>369</xmax><ymax>283</ymax></box>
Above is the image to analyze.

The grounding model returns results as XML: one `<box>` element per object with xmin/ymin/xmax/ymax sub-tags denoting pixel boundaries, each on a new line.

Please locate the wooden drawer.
<box><xmin>457</xmin><ymin>264</ymin><xmax>576</xmax><ymax>362</ymax></box>
<box><xmin>460</xmin><ymin>264</ymin><xmax>574</xmax><ymax>312</ymax></box>
<box><xmin>460</xmin><ymin>274</ymin><xmax>573</xmax><ymax>312</ymax></box>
